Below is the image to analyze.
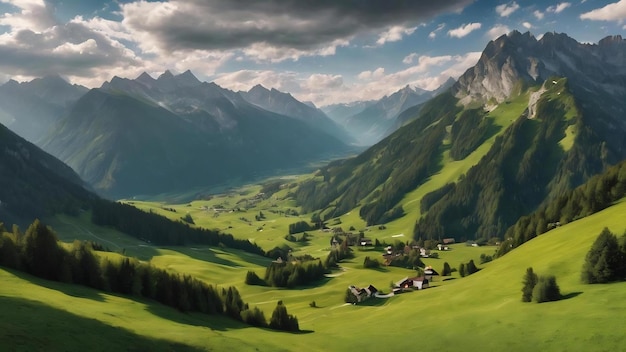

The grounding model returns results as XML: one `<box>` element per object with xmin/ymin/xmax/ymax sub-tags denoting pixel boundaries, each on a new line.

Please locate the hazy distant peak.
<box><xmin>158</xmin><ymin>70</ymin><xmax>174</xmax><ymax>80</ymax></box>
<box><xmin>177</xmin><ymin>70</ymin><xmax>201</xmax><ymax>85</ymax></box>
<box><xmin>249</xmin><ymin>84</ymin><xmax>269</xmax><ymax>93</ymax></box>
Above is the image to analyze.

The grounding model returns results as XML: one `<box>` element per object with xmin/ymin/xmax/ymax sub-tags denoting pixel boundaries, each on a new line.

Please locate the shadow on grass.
<box><xmin>560</xmin><ymin>291</ymin><xmax>583</xmax><ymax>300</ymax></box>
<box><xmin>0</xmin><ymin>296</ymin><xmax>199</xmax><ymax>351</ymax></box>
<box><xmin>145</xmin><ymin>304</ymin><xmax>250</xmax><ymax>331</ymax></box>
<box><xmin>8</xmin><ymin>269</ymin><xmax>106</xmax><ymax>302</ymax></box>
<box><xmin>443</xmin><ymin>277</ymin><xmax>457</xmax><ymax>281</ymax></box>
<box><xmin>164</xmin><ymin>246</ymin><xmax>243</xmax><ymax>267</ymax></box>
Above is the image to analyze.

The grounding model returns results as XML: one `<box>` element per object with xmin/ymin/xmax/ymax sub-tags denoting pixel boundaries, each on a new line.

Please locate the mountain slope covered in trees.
<box><xmin>295</xmin><ymin>32</ymin><xmax>626</xmax><ymax>242</ymax></box>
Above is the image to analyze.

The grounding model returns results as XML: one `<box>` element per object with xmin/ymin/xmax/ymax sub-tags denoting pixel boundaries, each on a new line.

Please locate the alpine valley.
<box><xmin>2</xmin><ymin>29</ymin><xmax>626</xmax><ymax>352</ymax></box>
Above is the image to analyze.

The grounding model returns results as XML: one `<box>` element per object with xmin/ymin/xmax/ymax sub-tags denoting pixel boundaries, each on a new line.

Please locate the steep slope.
<box><xmin>43</xmin><ymin>73</ymin><xmax>350</xmax><ymax>198</ymax></box>
<box><xmin>240</xmin><ymin>85</ymin><xmax>352</xmax><ymax>143</ymax></box>
<box><xmin>0</xmin><ymin>76</ymin><xmax>87</xmax><ymax>143</ymax></box>
<box><xmin>0</xmin><ymin>122</ymin><xmax>93</xmax><ymax>225</ymax></box>
<box><xmin>296</xmin><ymin>32</ymin><xmax>626</xmax><ymax>241</ymax></box>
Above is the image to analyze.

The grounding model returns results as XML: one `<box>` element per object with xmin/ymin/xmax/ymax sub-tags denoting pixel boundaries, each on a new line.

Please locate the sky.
<box><xmin>0</xmin><ymin>0</ymin><xmax>624</xmax><ymax>106</ymax></box>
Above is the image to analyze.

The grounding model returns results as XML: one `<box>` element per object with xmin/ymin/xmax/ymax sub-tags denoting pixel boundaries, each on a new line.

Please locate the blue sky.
<box><xmin>0</xmin><ymin>0</ymin><xmax>624</xmax><ymax>105</ymax></box>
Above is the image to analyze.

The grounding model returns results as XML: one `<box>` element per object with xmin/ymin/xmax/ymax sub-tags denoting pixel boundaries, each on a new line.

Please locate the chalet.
<box><xmin>423</xmin><ymin>266</ymin><xmax>440</xmax><ymax>281</ymax></box>
<box><xmin>442</xmin><ymin>238</ymin><xmax>456</xmax><ymax>245</ymax></box>
<box><xmin>360</xmin><ymin>238</ymin><xmax>373</xmax><ymax>246</ymax></box>
<box><xmin>437</xmin><ymin>244</ymin><xmax>450</xmax><ymax>251</ymax></box>
<box><xmin>394</xmin><ymin>276</ymin><xmax>429</xmax><ymax>290</ymax></box>
<box><xmin>349</xmin><ymin>284</ymin><xmax>379</xmax><ymax>302</ymax></box>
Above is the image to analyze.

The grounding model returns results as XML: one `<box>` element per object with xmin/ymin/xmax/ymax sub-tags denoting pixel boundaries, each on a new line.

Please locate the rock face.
<box><xmin>454</xmin><ymin>31</ymin><xmax>626</xmax><ymax>108</ymax></box>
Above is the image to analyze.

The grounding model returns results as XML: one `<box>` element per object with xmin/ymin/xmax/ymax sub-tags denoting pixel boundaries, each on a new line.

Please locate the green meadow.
<box><xmin>0</xmin><ymin>195</ymin><xmax>623</xmax><ymax>350</ymax></box>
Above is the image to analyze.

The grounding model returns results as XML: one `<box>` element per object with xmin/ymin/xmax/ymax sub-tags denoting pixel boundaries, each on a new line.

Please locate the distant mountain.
<box><xmin>240</xmin><ymin>84</ymin><xmax>352</xmax><ymax>142</ymax></box>
<box><xmin>0</xmin><ymin>121</ymin><xmax>93</xmax><ymax>226</ymax></box>
<box><xmin>0</xmin><ymin>76</ymin><xmax>87</xmax><ymax>143</ymax></box>
<box><xmin>321</xmin><ymin>101</ymin><xmax>375</xmax><ymax>126</ymax></box>
<box><xmin>295</xmin><ymin>31</ymin><xmax>626</xmax><ymax>242</ymax></box>
<box><xmin>340</xmin><ymin>81</ymin><xmax>453</xmax><ymax>146</ymax></box>
<box><xmin>42</xmin><ymin>71</ymin><xmax>351</xmax><ymax>198</ymax></box>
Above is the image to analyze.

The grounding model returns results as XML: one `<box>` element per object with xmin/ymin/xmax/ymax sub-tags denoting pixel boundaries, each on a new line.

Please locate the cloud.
<box><xmin>376</xmin><ymin>25</ymin><xmax>417</xmax><ymax>46</ymax></box>
<box><xmin>486</xmin><ymin>24</ymin><xmax>511</xmax><ymax>40</ymax></box>
<box><xmin>120</xmin><ymin>0</ymin><xmax>473</xmax><ymax>61</ymax></box>
<box><xmin>534</xmin><ymin>10</ymin><xmax>545</xmax><ymax>20</ymax></box>
<box><xmin>580</xmin><ymin>0</ymin><xmax>626</xmax><ymax>22</ymax></box>
<box><xmin>496</xmin><ymin>2</ymin><xmax>520</xmax><ymax>17</ymax></box>
<box><xmin>429</xmin><ymin>23</ymin><xmax>446</xmax><ymax>39</ymax></box>
<box><xmin>547</xmin><ymin>2</ymin><xmax>571</xmax><ymax>14</ymax></box>
<box><xmin>358</xmin><ymin>67</ymin><xmax>385</xmax><ymax>80</ymax></box>
<box><xmin>522</xmin><ymin>22</ymin><xmax>533</xmax><ymax>29</ymax></box>
<box><xmin>448</xmin><ymin>23</ymin><xmax>482</xmax><ymax>38</ymax></box>
<box><xmin>303</xmin><ymin>74</ymin><xmax>344</xmax><ymax>90</ymax></box>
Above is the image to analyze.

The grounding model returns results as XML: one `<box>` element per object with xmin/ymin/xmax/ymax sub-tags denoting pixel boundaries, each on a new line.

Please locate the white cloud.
<box><xmin>402</xmin><ymin>53</ymin><xmax>418</xmax><ymax>64</ymax></box>
<box><xmin>534</xmin><ymin>10</ymin><xmax>545</xmax><ymax>20</ymax></box>
<box><xmin>522</xmin><ymin>22</ymin><xmax>533</xmax><ymax>29</ymax></box>
<box><xmin>358</xmin><ymin>67</ymin><xmax>385</xmax><ymax>80</ymax></box>
<box><xmin>486</xmin><ymin>24</ymin><xmax>511</xmax><ymax>40</ymax></box>
<box><xmin>376</xmin><ymin>25</ymin><xmax>417</xmax><ymax>46</ymax></box>
<box><xmin>496</xmin><ymin>2</ymin><xmax>520</xmax><ymax>17</ymax></box>
<box><xmin>429</xmin><ymin>23</ymin><xmax>446</xmax><ymax>39</ymax></box>
<box><xmin>303</xmin><ymin>74</ymin><xmax>344</xmax><ymax>90</ymax></box>
<box><xmin>448</xmin><ymin>23</ymin><xmax>482</xmax><ymax>38</ymax></box>
<box><xmin>547</xmin><ymin>2</ymin><xmax>571</xmax><ymax>14</ymax></box>
<box><xmin>580</xmin><ymin>0</ymin><xmax>626</xmax><ymax>22</ymax></box>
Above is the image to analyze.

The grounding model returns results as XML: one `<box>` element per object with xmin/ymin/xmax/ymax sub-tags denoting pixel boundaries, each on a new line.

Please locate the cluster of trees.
<box><xmin>269</xmin><ymin>301</ymin><xmax>299</xmax><ymax>332</ymax></box>
<box><xmin>91</xmin><ymin>200</ymin><xmax>264</xmax><ymax>255</ymax></box>
<box><xmin>448</xmin><ymin>109</ymin><xmax>493</xmax><ymax>160</ymax></box>
<box><xmin>458</xmin><ymin>260</ymin><xmax>478</xmax><ymax>277</ymax></box>
<box><xmin>363</xmin><ymin>256</ymin><xmax>380</xmax><ymax>269</ymax></box>
<box><xmin>522</xmin><ymin>267</ymin><xmax>561</xmax><ymax>303</ymax></box>
<box><xmin>324</xmin><ymin>240</ymin><xmax>354</xmax><ymax>268</ymax></box>
<box><xmin>497</xmin><ymin>159</ymin><xmax>626</xmax><ymax>257</ymax></box>
<box><xmin>0</xmin><ymin>220</ymin><xmax>300</xmax><ymax>332</ymax></box>
<box><xmin>264</xmin><ymin>259</ymin><xmax>326</xmax><ymax>288</ymax></box>
<box><xmin>284</xmin><ymin>232</ymin><xmax>310</xmax><ymax>243</ymax></box>
<box><xmin>387</xmin><ymin>249</ymin><xmax>425</xmax><ymax>270</ymax></box>
<box><xmin>581</xmin><ymin>228</ymin><xmax>626</xmax><ymax>284</ymax></box>
<box><xmin>288</xmin><ymin>220</ymin><xmax>314</xmax><ymax>234</ymax></box>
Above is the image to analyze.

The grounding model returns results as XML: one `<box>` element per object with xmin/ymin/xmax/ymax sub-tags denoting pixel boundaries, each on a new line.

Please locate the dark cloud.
<box><xmin>0</xmin><ymin>22</ymin><xmax>138</xmax><ymax>77</ymax></box>
<box><xmin>123</xmin><ymin>0</ymin><xmax>474</xmax><ymax>52</ymax></box>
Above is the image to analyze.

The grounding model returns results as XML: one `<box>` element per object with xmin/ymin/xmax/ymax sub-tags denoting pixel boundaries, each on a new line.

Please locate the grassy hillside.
<box><xmin>4</xmin><ymin>198</ymin><xmax>621</xmax><ymax>350</ymax></box>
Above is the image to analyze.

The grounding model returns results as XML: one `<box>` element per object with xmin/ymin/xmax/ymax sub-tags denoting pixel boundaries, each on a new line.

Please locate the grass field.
<box><xmin>1</xmin><ymin>197</ymin><xmax>623</xmax><ymax>351</ymax></box>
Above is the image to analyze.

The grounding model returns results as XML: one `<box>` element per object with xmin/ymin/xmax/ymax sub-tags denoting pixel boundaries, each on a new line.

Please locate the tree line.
<box><xmin>91</xmin><ymin>199</ymin><xmax>264</xmax><ymax>255</ymax></box>
<box><xmin>497</xmin><ymin>159</ymin><xmax>626</xmax><ymax>257</ymax></box>
<box><xmin>0</xmin><ymin>219</ymin><xmax>298</xmax><ymax>332</ymax></box>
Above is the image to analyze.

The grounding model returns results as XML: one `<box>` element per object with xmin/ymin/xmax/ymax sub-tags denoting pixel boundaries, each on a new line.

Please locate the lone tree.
<box><xmin>532</xmin><ymin>275</ymin><xmax>561</xmax><ymax>303</ymax></box>
<box><xmin>269</xmin><ymin>301</ymin><xmax>299</xmax><ymax>332</ymax></box>
<box><xmin>442</xmin><ymin>262</ymin><xmax>452</xmax><ymax>276</ymax></box>
<box><xmin>581</xmin><ymin>227</ymin><xmax>623</xmax><ymax>283</ymax></box>
<box><xmin>521</xmin><ymin>267</ymin><xmax>539</xmax><ymax>302</ymax></box>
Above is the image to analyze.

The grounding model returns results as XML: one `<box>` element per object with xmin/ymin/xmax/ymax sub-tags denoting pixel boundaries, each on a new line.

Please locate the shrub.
<box><xmin>521</xmin><ymin>267</ymin><xmax>538</xmax><ymax>302</ymax></box>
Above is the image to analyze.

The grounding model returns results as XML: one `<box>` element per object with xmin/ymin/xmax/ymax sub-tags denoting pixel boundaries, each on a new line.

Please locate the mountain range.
<box><xmin>296</xmin><ymin>31</ymin><xmax>626</xmax><ymax>241</ymax></box>
<box><xmin>1</xmin><ymin>30</ymin><xmax>626</xmax><ymax>244</ymax></box>
<box><xmin>323</xmin><ymin>79</ymin><xmax>455</xmax><ymax>145</ymax></box>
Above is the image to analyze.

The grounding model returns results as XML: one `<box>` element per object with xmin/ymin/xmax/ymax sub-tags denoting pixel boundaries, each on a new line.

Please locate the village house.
<box><xmin>394</xmin><ymin>276</ymin><xmax>429</xmax><ymax>291</ymax></box>
<box><xmin>348</xmin><ymin>284</ymin><xmax>379</xmax><ymax>302</ymax></box>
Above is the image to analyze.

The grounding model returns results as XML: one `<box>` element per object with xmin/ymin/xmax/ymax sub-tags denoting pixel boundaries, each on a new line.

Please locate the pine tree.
<box><xmin>459</xmin><ymin>263</ymin><xmax>466</xmax><ymax>277</ymax></box>
<box><xmin>521</xmin><ymin>267</ymin><xmax>538</xmax><ymax>302</ymax></box>
<box><xmin>532</xmin><ymin>275</ymin><xmax>561</xmax><ymax>303</ymax></box>
<box><xmin>269</xmin><ymin>301</ymin><xmax>299</xmax><ymax>331</ymax></box>
<box><xmin>442</xmin><ymin>262</ymin><xmax>452</xmax><ymax>276</ymax></box>
<box><xmin>582</xmin><ymin>228</ymin><xmax>621</xmax><ymax>283</ymax></box>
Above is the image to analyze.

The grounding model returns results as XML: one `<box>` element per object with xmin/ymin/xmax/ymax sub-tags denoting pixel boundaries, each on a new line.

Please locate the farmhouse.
<box><xmin>442</xmin><ymin>238</ymin><xmax>456</xmax><ymax>245</ymax></box>
<box><xmin>349</xmin><ymin>284</ymin><xmax>379</xmax><ymax>302</ymax></box>
<box><xmin>423</xmin><ymin>266</ymin><xmax>439</xmax><ymax>281</ymax></box>
<box><xmin>394</xmin><ymin>276</ymin><xmax>429</xmax><ymax>290</ymax></box>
